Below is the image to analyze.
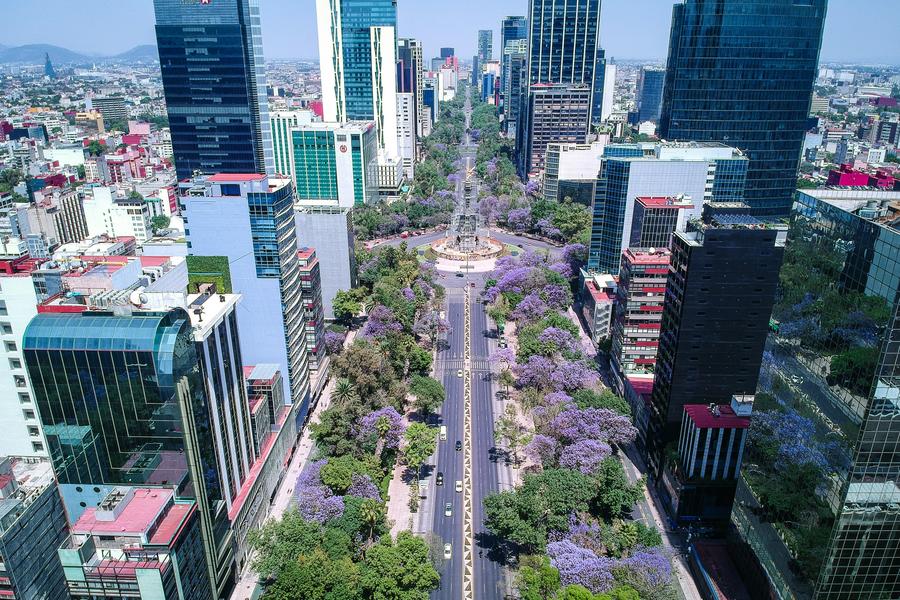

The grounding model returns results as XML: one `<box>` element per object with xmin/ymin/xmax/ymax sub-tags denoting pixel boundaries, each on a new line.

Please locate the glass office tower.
<box><xmin>526</xmin><ymin>0</ymin><xmax>601</xmax><ymax>86</ymax></box>
<box><xmin>154</xmin><ymin>0</ymin><xmax>274</xmax><ymax>180</ymax></box>
<box><xmin>636</xmin><ymin>67</ymin><xmax>665</xmax><ymax>123</ymax></box>
<box><xmin>658</xmin><ymin>0</ymin><xmax>827</xmax><ymax>217</ymax></box>
<box><xmin>733</xmin><ymin>189</ymin><xmax>900</xmax><ymax>599</ymax></box>
<box><xmin>23</xmin><ymin>309</ymin><xmax>226</xmax><ymax>598</ymax></box>
<box><xmin>500</xmin><ymin>16</ymin><xmax>527</xmax><ymax>88</ymax></box>
<box><xmin>477</xmin><ymin>29</ymin><xmax>493</xmax><ymax>62</ymax></box>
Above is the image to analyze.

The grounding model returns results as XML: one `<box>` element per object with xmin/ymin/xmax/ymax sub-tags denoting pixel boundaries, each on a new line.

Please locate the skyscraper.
<box><xmin>732</xmin><ymin>189</ymin><xmax>900</xmax><ymax>599</ymax></box>
<box><xmin>440</xmin><ymin>47</ymin><xmax>455</xmax><ymax>59</ymax></box>
<box><xmin>316</xmin><ymin>0</ymin><xmax>399</xmax><ymax>158</ymax></box>
<box><xmin>658</xmin><ymin>0</ymin><xmax>827</xmax><ymax>217</ymax></box>
<box><xmin>518</xmin><ymin>0</ymin><xmax>602</xmax><ymax>176</ymax></box>
<box><xmin>181</xmin><ymin>174</ymin><xmax>311</xmax><ymax>411</ymax></box>
<box><xmin>23</xmin><ymin>309</ymin><xmax>228</xmax><ymax>597</ymax></box>
<box><xmin>636</xmin><ymin>67</ymin><xmax>665</xmax><ymax>123</ymax></box>
<box><xmin>588</xmin><ymin>142</ymin><xmax>748</xmax><ymax>274</ymax></box>
<box><xmin>503</xmin><ymin>40</ymin><xmax>528</xmax><ymax>137</ymax></box>
<box><xmin>153</xmin><ymin>0</ymin><xmax>274</xmax><ymax>180</ymax></box>
<box><xmin>477</xmin><ymin>29</ymin><xmax>493</xmax><ymax>63</ymax></box>
<box><xmin>398</xmin><ymin>38</ymin><xmax>425</xmax><ymax>139</ymax></box>
<box><xmin>43</xmin><ymin>52</ymin><xmax>55</xmax><ymax>79</ymax></box>
<box><xmin>526</xmin><ymin>0</ymin><xmax>601</xmax><ymax>86</ymax></box>
<box><xmin>519</xmin><ymin>84</ymin><xmax>593</xmax><ymax>176</ymax></box>
<box><xmin>500</xmin><ymin>16</ymin><xmax>527</xmax><ymax>88</ymax></box>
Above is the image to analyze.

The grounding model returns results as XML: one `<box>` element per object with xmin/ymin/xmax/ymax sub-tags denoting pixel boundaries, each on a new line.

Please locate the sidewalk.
<box><xmin>229</xmin><ymin>330</ymin><xmax>357</xmax><ymax>600</ymax></box>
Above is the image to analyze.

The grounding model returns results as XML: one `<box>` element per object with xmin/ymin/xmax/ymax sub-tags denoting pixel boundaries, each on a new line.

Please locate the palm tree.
<box><xmin>374</xmin><ymin>415</ymin><xmax>391</xmax><ymax>459</ymax></box>
<box><xmin>360</xmin><ymin>499</ymin><xmax>385</xmax><ymax>547</ymax></box>
<box><xmin>331</xmin><ymin>378</ymin><xmax>357</xmax><ymax>406</ymax></box>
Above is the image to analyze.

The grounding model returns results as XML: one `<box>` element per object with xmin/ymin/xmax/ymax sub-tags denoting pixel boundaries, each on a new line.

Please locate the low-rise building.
<box><xmin>581</xmin><ymin>272</ymin><xmax>616</xmax><ymax>343</ymax></box>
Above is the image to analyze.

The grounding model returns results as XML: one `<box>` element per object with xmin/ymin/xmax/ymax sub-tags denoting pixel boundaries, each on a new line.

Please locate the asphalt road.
<box><xmin>430</xmin><ymin>288</ymin><xmax>466</xmax><ymax>600</ymax></box>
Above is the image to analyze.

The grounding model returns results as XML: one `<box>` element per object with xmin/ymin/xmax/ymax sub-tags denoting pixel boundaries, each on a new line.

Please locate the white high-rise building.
<box><xmin>270</xmin><ymin>109</ymin><xmax>315</xmax><ymax>177</ymax></box>
<box><xmin>316</xmin><ymin>0</ymin><xmax>398</xmax><ymax>159</ymax></box>
<box><xmin>397</xmin><ymin>93</ymin><xmax>416</xmax><ymax>180</ymax></box>
<box><xmin>601</xmin><ymin>63</ymin><xmax>617</xmax><ymax>122</ymax></box>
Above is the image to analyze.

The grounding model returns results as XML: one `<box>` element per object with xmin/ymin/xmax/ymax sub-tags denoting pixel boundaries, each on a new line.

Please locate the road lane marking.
<box><xmin>462</xmin><ymin>286</ymin><xmax>475</xmax><ymax>599</ymax></box>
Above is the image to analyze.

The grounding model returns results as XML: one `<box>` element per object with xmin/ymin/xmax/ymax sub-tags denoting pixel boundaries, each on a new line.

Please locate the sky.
<box><xmin>3</xmin><ymin>0</ymin><xmax>899</xmax><ymax>64</ymax></box>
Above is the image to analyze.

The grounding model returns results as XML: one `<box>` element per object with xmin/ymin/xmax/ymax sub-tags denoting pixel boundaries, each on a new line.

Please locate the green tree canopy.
<box><xmin>360</xmin><ymin>531</ymin><xmax>440</xmax><ymax>600</ymax></box>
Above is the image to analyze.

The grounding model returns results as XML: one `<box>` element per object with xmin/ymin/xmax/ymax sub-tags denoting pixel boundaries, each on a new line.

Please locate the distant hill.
<box><xmin>0</xmin><ymin>43</ymin><xmax>158</xmax><ymax>65</ymax></box>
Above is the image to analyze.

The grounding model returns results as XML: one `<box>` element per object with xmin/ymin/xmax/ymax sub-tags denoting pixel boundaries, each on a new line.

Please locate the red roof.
<box><xmin>623</xmin><ymin>248</ymin><xmax>671</xmax><ymax>265</ymax></box>
<box><xmin>148</xmin><ymin>502</ymin><xmax>194</xmax><ymax>546</ymax></box>
<box><xmin>73</xmin><ymin>488</ymin><xmax>173</xmax><ymax>537</ymax></box>
<box><xmin>684</xmin><ymin>404</ymin><xmax>750</xmax><ymax>429</ymax></box>
<box><xmin>636</xmin><ymin>196</ymin><xmax>694</xmax><ymax>209</ymax></box>
<box><xmin>207</xmin><ymin>173</ymin><xmax>266</xmax><ymax>182</ymax></box>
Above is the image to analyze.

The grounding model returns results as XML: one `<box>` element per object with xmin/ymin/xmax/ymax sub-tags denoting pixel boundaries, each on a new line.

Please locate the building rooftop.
<box><xmin>636</xmin><ymin>195</ymin><xmax>695</xmax><ymax>209</ymax></box>
<box><xmin>623</xmin><ymin>247</ymin><xmax>671</xmax><ymax>265</ymax></box>
<box><xmin>800</xmin><ymin>189</ymin><xmax>900</xmax><ymax>233</ymax></box>
<box><xmin>245</xmin><ymin>363</ymin><xmax>279</xmax><ymax>385</ymax></box>
<box><xmin>684</xmin><ymin>404</ymin><xmax>750</xmax><ymax>429</ymax></box>
<box><xmin>0</xmin><ymin>457</ymin><xmax>56</xmax><ymax>534</ymax></box>
<box><xmin>186</xmin><ymin>292</ymin><xmax>240</xmax><ymax>339</ymax></box>
<box><xmin>206</xmin><ymin>173</ymin><xmax>266</xmax><ymax>183</ymax></box>
<box><xmin>73</xmin><ymin>488</ymin><xmax>172</xmax><ymax>538</ymax></box>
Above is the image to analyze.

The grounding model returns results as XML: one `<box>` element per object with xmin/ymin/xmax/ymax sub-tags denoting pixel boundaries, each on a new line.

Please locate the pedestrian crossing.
<box><xmin>438</xmin><ymin>358</ymin><xmax>492</xmax><ymax>371</ymax></box>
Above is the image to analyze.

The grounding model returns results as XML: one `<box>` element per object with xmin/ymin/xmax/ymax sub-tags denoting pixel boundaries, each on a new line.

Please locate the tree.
<box><xmin>86</xmin><ymin>140</ymin><xmax>105</xmax><ymax>156</ymax></box>
<box><xmin>402</xmin><ymin>422</ymin><xmax>437</xmax><ymax>475</ymax></box>
<box><xmin>483</xmin><ymin>468</ymin><xmax>596</xmax><ymax>550</ymax></box>
<box><xmin>333</xmin><ymin>289</ymin><xmax>365</xmax><ymax>325</ymax></box>
<box><xmin>248</xmin><ymin>508</ymin><xmax>324</xmax><ymax>579</ymax></box>
<box><xmin>331</xmin><ymin>378</ymin><xmax>358</xmax><ymax>406</ymax></box>
<box><xmin>409</xmin><ymin>375</ymin><xmax>445</xmax><ymax>417</ymax></box>
<box><xmin>360</xmin><ymin>498</ymin><xmax>386</xmax><ymax>546</ymax></box>
<box><xmin>262</xmin><ymin>548</ymin><xmax>360</xmax><ymax>600</ymax></box>
<box><xmin>573</xmin><ymin>389</ymin><xmax>631</xmax><ymax>417</ymax></box>
<box><xmin>592</xmin><ymin>459</ymin><xmax>644</xmax><ymax>520</ymax></box>
<box><xmin>517</xmin><ymin>555</ymin><xmax>561</xmax><ymax>600</ymax></box>
<box><xmin>498</xmin><ymin>369</ymin><xmax>516</xmax><ymax>400</ymax></box>
<box><xmin>0</xmin><ymin>168</ymin><xmax>24</xmax><ymax>192</ymax></box>
<box><xmin>150</xmin><ymin>215</ymin><xmax>170</xmax><ymax>233</ymax></box>
<box><xmin>360</xmin><ymin>531</ymin><xmax>440</xmax><ymax>600</ymax></box>
<box><xmin>494</xmin><ymin>404</ymin><xmax>531</xmax><ymax>465</ymax></box>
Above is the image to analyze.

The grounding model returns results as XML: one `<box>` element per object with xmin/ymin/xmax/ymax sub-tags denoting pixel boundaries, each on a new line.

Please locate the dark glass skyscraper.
<box><xmin>526</xmin><ymin>0</ymin><xmax>601</xmax><ymax>86</ymax></box>
<box><xmin>636</xmin><ymin>67</ymin><xmax>665</xmax><ymax>123</ymax></box>
<box><xmin>658</xmin><ymin>0</ymin><xmax>827</xmax><ymax>217</ymax></box>
<box><xmin>23</xmin><ymin>309</ymin><xmax>228</xmax><ymax>597</ymax></box>
<box><xmin>500</xmin><ymin>16</ymin><xmax>527</xmax><ymax>89</ymax></box>
<box><xmin>732</xmin><ymin>189</ymin><xmax>900</xmax><ymax>599</ymax></box>
<box><xmin>154</xmin><ymin>0</ymin><xmax>274</xmax><ymax>180</ymax></box>
<box><xmin>477</xmin><ymin>29</ymin><xmax>493</xmax><ymax>62</ymax></box>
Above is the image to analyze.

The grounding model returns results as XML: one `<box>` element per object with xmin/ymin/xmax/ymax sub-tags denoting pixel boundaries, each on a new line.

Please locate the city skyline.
<box><xmin>2</xmin><ymin>0</ymin><xmax>899</xmax><ymax>64</ymax></box>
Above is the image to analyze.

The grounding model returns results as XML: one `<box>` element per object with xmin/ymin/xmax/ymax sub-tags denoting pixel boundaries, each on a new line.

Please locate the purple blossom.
<box><xmin>295</xmin><ymin>460</ymin><xmax>345</xmax><ymax>523</ymax></box>
<box><xmin>479</xmin><ymin>195</ymin><xmax>500</xmax><ymax>223</ymax></box>
<box><xmin>549</xmin><ymin>262</ymin><xmax>574</xmax><ymax>279</ymax></box>
<box><xmin>562</xmin><ymin>243</ymin><xmax>587</xmax><ymax>266</ymax></box>
<box><xmin>543</xmin><ymin>391</ymin><xmax>575</xmax><ymax>407</ymax></box>
<box><xmin>392</xmin><ymin>213</ymin><xmax>410</xmax><ymax>230</ymax></box>
<box><xmin>541</xmin><ymin>284</ymin><xmax>572</xmax><ymax>310</ymax></box>
<box><xmin>520</xmin><ymin>251</ymin><xmax>547</xmax><ymax>267</ymax></box>
<box><xmin>486</xmin><ymin>157</ymin><xmax>499</xmax><ymax>177</ymax></box>
<box><xmin>559</xmin><ymin>439</ymin><xmax>613</xmax><ymax>474</ymax></box>
<box><xmin>346</xmin><ymin>473</ymin><xmax>382</xmax><ymax>501</ymax></box>
<box><xmin>507</xmin><ymin>207</ymin><xmax>532</xmax><ymax>231</ymax></box>
<box><xmin>539</xmin><ymin>327</ymin><xmax>579</xmax><ymax>354</ymax></box>
<box><xmin>548</xmin><ymin>360</ymin><xmax>599</xmax><ymax>393</ymax></box>
<box><xmin>750</xmin><ymin>410</ymin><xmax>848</xmax><ymax>474</ymax></box>
<box><xmin>525</xmin><ymin>180</ymin><xmax>542</xmax><ymax>197</ymax></box>
<box><xmin>550</xmin><ymin>518</ymin><xmax>606</xmax><ymax>556</ymax></box>
<box><xmin>511</xmin><ymin>292</ymin><xmax>548</xmax><ymax>322</ymax></box>
<box><xmin>495</xmin><ymin>266</ymin><xmax>533</xmax><ymax>294</ymax></box>
<box><xmin>414</xmin><ymin>279</ymin><xmax>434</xmax><ymax>299</ymax></box>
<box><xmin>491</xmin><ymin>348</ymin><xmax>517</xmax><ymax>366</ymax></box>
<box><xmin>433</xmin><ymin>142</ymin><xmax>448</xmax><ymax>152</ymax></box>
<box><xmin>547</xmin><ymin>540</ymin><xmax>616</xmax><ymax>593</ymax></box>
<box><xmin>323</xmin><ymin>331</ymin><xmax>346</xmax><ymax>355</ymax></box>
<box><xmin>525</xmin><ymin>434</ymin><xmax>559</xmax><ymax>466</ymax></box>
<box><xmin>357</xmin><ymin>407</ymin><xmax>406</xmax><ymax>450</ymax></box>
<box><xmin>401</xmin><ymin>287</ymin><xmax>416</xmax><ymax>301</ymax></box>
<box><xmin>513</xmin><ymin>355</ymin><xmax>556</xmax><ymax>389</ymax></box>
<box><xmin>362</xmin><ymin>305</ymin><xmax>403</xmax><ymax>339</ymax></box>
<box><xmin>413</xmin><ymin>311</ymin><xmax>452</xmax><ymax>342</ymax></box>
<box><xmin>616</xmin><ymin>549</ymin><xmax>673</xmax><ymax>590</ymax></box>
<box><xmin>547</xmin><ymin>407</ymin><xmax>637</xmax><ymax>446</ymax></box>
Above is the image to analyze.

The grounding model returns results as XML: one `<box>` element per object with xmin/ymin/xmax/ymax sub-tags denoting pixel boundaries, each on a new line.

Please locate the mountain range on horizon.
<box><xmin>0</xmin><ymin>43</ymin><xmax>159</xmax><ymax>65</ymax></box>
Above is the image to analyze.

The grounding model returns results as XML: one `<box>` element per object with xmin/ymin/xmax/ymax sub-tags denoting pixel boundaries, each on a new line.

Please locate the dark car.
<box><xmin>436</xmin><ymin>472</ymin><xmax>444</xmax><ymax>486</ymax></box>
<box><xmin>455</xmin><ymin>440</ymin><xmax>462</xmax><ymax>451</ymax></box>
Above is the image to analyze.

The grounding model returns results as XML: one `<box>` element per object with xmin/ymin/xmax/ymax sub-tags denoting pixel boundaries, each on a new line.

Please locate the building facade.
<box><xmin>153</xmin><ymin>0</ymin><xmax>274</xmax><ymax>180</ymax></box>
<box><xmin>732</xmin><ymin>189</ymin><xmax>900</xmax><ymax>599</ymax></box>
<box><xmin>181</xmin><ymin>174</ymin><xmax>310</xmax><ymax>410</ymax></box>
<box><xmin>647</xmin><ymin>207</ymin><xmax>786</xmax><ymax>483</ymax></box>
<box><xmin>290</xmin><ymin>121</ymin><xmax>378</xmax><ymax>208</ymax></box>
<box><xmin>477</xmin><ymin>29</ymin><xmax>493</xmax><ymax>63</ymax></box>
<box><xmin>500</xmin><ymin>16</ymin><xmax>527</xmax><ymax>90</ymax></box>
<box><xmin>636</xmin><ymin>67</ymin><xmax>665</xmax><ymax>123</ymax></box>
<box><xmin>520</xmin><ymin>84</ymin><xmax>592</xmax><ymax>177</ymax></box>
<box><xmin>294</xmin><ymin>207</ymin><xmax>357</xmax><ymax>320</ymax></box>
<box><xmin>23</xmin><ymin>309</ymin><xmax>227</xmax><ymax>597</ymax></box>
<box><xmin>397</xmin><ymin>93</ymin><xmax>416</xmax><ymax>180</ymax></box>
<box><xmin>296</xmin><ymin>248</ymin><xmax>326</xmax><ymax>373</ymax></box>
<box><xmin>658</xmin><ymin>0</ymin><xmax>827</xmax><ymax>216</ymax></box>
<box><xmin>0</xmin><ymin>457</ymin><xmax>69</xmax><ymax>600</ymax></box>
<box><xmin>526</xmin><ymin>0</ymin><xmax>601</xmax><ymax>86</ymax></box>
<box><xmin>542</xmin><ymin>139</ymin><xmax>608</xmax><ymax>205</ymax></box>
<box><xmin>270</xmin><ymin>110</ymin><xmax>315</xmax><ymax>178</ymax></box>
<box><xmin>316</xmin><ymin>0</ymin><xmax>398</xmax><ymax>157</ymax></box>
<box><xmin>398</xmin><ymin>38</ymin><xmax>425</xmax><ymax>139</ymax></box>
<box><xmin>588</xmin><ymin>142</ymin><xmax>748</xmax><ymax>274</ymax></box>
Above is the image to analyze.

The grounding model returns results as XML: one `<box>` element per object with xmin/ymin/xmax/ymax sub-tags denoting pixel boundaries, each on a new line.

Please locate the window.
<box><xmin>8</xmin><ymin>358</ymin><xmax>21</xmax><ymax>369</ymax></box>
<box><xmin>4</xmin><ymin>341</ymin><xmax>16</xmax><ymax>352</ymax></box>
<box><xmin>0</xmin><ymin>323</ymin><xmax>11</xmax><ymax>335</ymax></box>
<box><xmin>18</xmin><ymin>392</ymin><xmax>29</xmax><ymax>404</ymax></box>
<box><xmin>31</xmin><ymin>442</ymin><xmax>43</xmax><ymax>453</ymax></box>
<box><xmin>27</xmin><ymin>426</ymin><xmax>39</xmax><ymax>437</ymax></box>
<box><xmin>14</xmin><ymin>375</ymin><xmax>26</xmax><ymax>388</ymax></box>
<box><xmin>0</xmin><ymin>300</ymin><xmax>6</xmax><ymax>316</ymax></box>
<box><xmin>22</xmin><ymin>409</ymin><xmax>34</xmax><ymax>420</ymax></box>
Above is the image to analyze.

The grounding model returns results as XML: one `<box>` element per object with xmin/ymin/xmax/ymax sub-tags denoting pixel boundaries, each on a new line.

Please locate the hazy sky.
<box><xmin>4</xmin><ymin>0</ymin><xmax>899</xmax><ymax>64</ymax></box>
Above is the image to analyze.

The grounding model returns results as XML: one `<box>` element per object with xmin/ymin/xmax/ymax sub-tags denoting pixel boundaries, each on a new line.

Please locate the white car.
<box><xmin>456</xmin><ymin>369</ymin><xmax>463</xmax><ymax>378</ymax></box>
<box><xmin>445</xmin><ymin>502</ymin><xmax>452</xmax><ymax>517</ymax></box>
<box><xmin>443</xmin><ymin>543</ymin><xmax>452</xmax><ymax>559</ymax></box>
<box><xmin>455</xmin><ymin>480</ymin><xmax>463</xmax><ymax>493</ymax></box>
